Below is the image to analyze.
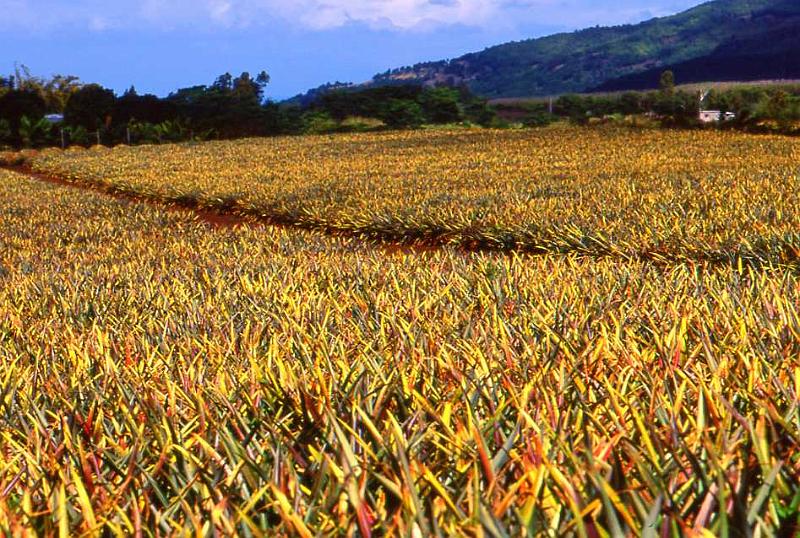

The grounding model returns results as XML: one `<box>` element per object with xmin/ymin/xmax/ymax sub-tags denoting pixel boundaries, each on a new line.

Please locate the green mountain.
<box><xmin>595</xmin><ymin>1</ymin><xmax>800</xmax><ymax>91</ymax></box>
<box><xmin>369</xmin><ymin>0</ymin><xmax>800</xmax><ymax>98</ymax></box>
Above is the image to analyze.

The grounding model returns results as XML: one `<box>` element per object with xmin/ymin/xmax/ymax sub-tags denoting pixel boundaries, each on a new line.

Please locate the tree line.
<box><xmin>3</xmin><ymin>66</ymin><xmax>800</xmax><ymax>150</ymax></box>
<box><xmin>495</xmin><ymin>71</ymin><xmax>800</xmax><ymax>133</ymax></box>
<box><xmin>0</xmin><ymin>66</ymin><xmax>496</xmax><ymax>149</ymax></box>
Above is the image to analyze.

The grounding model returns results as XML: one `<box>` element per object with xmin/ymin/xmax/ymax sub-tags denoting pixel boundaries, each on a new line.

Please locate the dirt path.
<box><xmin>4</xmin><ymin>164</ymin><xmax>265</xmax><ymax>229</ymax></box>
<box><xmin>1</xmin><ymin>164</ymin><xmax>448</xmax><ymax>255</ymax></box>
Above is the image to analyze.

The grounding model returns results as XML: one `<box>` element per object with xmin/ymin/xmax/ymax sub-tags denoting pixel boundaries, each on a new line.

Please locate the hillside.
<box><xmin>595</xmin><ymin>1</ymin><xmax>800</xmax><ymax>91</ymax></box>
<box><xmin>367</xmin><ymin>0</ymin><xmax>800</xmax><ymax>98</ymax></box>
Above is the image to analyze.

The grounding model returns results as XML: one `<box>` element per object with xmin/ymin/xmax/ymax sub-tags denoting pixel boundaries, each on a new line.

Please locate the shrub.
<box><xmin>303</xmin><ymin>111</ymin><xmax>340</xmax><ymax>134</ymax></box>
<box><xmin>340</xmin><ymin>116</ymin><xmax>385</xmax><ymax>132</ymax></box>
<box><xmin>380</xmin><ymin>99</ymin><xmax>424</xmax><ymax>129</ymax></box>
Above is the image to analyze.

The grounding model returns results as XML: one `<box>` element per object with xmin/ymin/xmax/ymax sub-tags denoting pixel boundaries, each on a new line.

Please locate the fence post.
<box><xmin>127</xmin><ymin>127</ymin><xmax>131</xmax><ymax>145</ymax></box>
<box><xmin>60</xmin><ymin>128</ymin><xmax>65</xmax><ymax>149</ymax></box>
<box><xmin>96</xmin><ymin>130</ymin><xmax>101</xmax><ymax>146</ymax></box>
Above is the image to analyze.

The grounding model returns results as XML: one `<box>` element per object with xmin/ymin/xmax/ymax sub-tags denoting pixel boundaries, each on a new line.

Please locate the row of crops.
<box><xmin>26</xmin><ymin>126</ymin><xmax>800</xmax><ymax>266</ymax></box>
<box><xmin>0</xmin><ymin>164</ymin><xmax>798</xmax><ymax>535</ymax></box>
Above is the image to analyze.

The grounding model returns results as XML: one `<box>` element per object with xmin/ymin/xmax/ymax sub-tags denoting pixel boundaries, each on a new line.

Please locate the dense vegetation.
<box><xmin>370</xmin><ymin>0</ymin><xmax>800</xmax><ymax>98</ymax></box>
<box><xmin>0</xmin><ymin>67</ymin><xmax>493</xmax><ymax>149</ymax></box>
<box><xmin>6</xmin><ymin>63</ymin><xmax>800</xmax><ymax>152</ymax></box>
<box><xmin>1</xmin><ymin>127</ymin><xmax>799</xmax><ymax>534</ymax></box>
<box><xmin>495</xmin><ymin>80</ymin><xmax>800</xmax><ymax>134</ymax></box>
<box><xmin>596</xmin><ymin>1</ymin><xmax>800</xmax><ymax>92</ymax></box>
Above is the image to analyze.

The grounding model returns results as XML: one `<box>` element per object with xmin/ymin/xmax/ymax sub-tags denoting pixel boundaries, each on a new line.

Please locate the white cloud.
<box><xmin>127</xmin><ymin>0</ymin><xmax>503</xmax><ymax>30</ymax></box>
<box><xmin>271</xmin><ymin>0</ymin><xmax>498</xmax><ymax>30</ymax></box>
<box><xmin>0</xmin><ymin>0</ymin><xmax>499</xmax><ymax>32</ymax></box>
<box><xmin>0</xmin><ymin>0</ymin><xmax>702</xmax><ymax>32</ymax></box>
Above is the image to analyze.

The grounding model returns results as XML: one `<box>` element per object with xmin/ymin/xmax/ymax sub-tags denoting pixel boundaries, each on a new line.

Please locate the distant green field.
<box><xmin>489</xmin><ymin>79</ymin><xmax>800</xmax><ymax>105</ymax></box>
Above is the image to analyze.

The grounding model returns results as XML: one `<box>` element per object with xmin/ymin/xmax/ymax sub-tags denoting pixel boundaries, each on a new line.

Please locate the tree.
<box><xmin>758</xmin><ymin>90</ymin><xmax>800</xmax><ymax>131</ymax></box>
<box><xmin>0</xmin><ymin>90</ymin><xmax>46</xmax><ymax>146</ymax></box>
<box><xmin>0</xmin><ymin>76</ymin><xmax>11</xmax><ymax>99</ymax></box>
<box><xmin>12</xmin><ymin>63</ymin><xmax>36</xmax><ymax>91</ymax></box>
<box><xmin>380</xmin><ymin>99</ymin><xmax>424</xmax><ymax>129</ymax></box>
<box><xmin>265</xmin><ymin>103</ymin><xmax>304</xmax><ymax>135</ymax></box>
<box><xmin>315</xmin><ymin>86</ymin><xmax>423</xmax><ymax>121</ymax></box>
<box><xmin>652</xmin><ymin>90</ymin><xmax>697</xmax><ymax>126</ymax></box>
<box><xmin>418</xmin><ymin>87</ymin><xmax>462</xmax><ymax>124</ymax></box>
<box><xmin>64</xmin><ymin>84</ymin><xmax>116</xmax><ymax>131</ymax></box>
<box><xmin>659</xmin><ymin>70</ymin><xmax>676</xmax><ymax>95</ymax></box>
<box><xmin>619</xmin><ymin>92</ymin><xmax>644</xmax><ymax>115</ymax></box>
<box><xmin>0</xmin><ymin>66</ymin><xmax>82</xmax><ymax>112</ymax></box>
<box><xmin>463</xmin><ymin>98</ymin><xmax>496</xmax><ymax>127</ymax></box>
<box><xmin>169</xmin><ymin>70</ymin><xmax>273</xmax><ymax>138</ymax></box>
<box><xmin>0</xmin><ymin>119</ymin><xmax>11</xmax><ymax>145</ymax></box>
<box><xmin>212</xmin><ymin>73</ymin><xmax>234</xmax><ymax>92</ymax></box>
<box><xmin>554</xmin><ymin>94</ymin><xmax>591</xmax><ymax>124</ymax></box>
<box><xmin>41</xmin><ymin>75</ymin><xmax>83</xmax><ymax>112</ymax></box>
<box><xmin>233</xmin><ymin>71</ymin><xmax>270</xmax><ymax>103</ymax></box>
<box><xmin>114</xmin><ymin>90</ymin><xmax>176</xmax><ymax>126</ymax></box>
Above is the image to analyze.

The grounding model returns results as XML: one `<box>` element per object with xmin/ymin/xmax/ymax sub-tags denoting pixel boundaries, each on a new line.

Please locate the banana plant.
<box><xmin>19</xmin><ymin>115</ymin><xmax>53</xmax><ymax>148</ymax></box>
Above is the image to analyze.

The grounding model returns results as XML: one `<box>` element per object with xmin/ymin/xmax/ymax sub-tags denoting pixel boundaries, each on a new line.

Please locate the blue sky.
<box><xmin>2</xmin><ymin>0</ymin><xmax>703</xmax><ymax>99</ymax></box>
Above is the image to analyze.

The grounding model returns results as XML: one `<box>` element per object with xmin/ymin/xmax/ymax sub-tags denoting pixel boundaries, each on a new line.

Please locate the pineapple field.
<box><xmin>1</xmin><ymin>126</ymin><xmax>799</xmax><ymax>536</ymax></box>
<box><xmin>25</xmin><ymin>126</ymin><xmax>800</xmax><ymax>264</ymax></box>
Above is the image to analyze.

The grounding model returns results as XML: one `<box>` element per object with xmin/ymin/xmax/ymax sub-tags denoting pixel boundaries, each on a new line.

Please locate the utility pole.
<box><xmin>126</xmin><ymin>127</ymin><xmax>131</xmax><ymax>145</ymax></box>
<box><xmin>60</xmin><ymin>128</ymin><xmax>65</xmax><ymax>149</ymax></box>
<box><xmin>96</xmin><ymin>130</ymin><xmax>101</xmax><ymax>146</ymax></box>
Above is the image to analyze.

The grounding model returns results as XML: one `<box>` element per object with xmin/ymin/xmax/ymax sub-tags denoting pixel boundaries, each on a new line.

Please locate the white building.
<box><xmin>699</xmin><ymin>110</ymin><xmax>721</xmax><ymax>123</ymax></box>
<box><xmin>699</xmin><ymin>110</ymin><xmax>736</xmax><ymax>123</ymax></box>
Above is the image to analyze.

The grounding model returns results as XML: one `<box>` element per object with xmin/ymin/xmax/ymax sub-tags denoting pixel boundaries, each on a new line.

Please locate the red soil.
<box><xmin>1</xmin><ymin>164</ymin><xmax>457</xmax><ymax>256</ymax></box>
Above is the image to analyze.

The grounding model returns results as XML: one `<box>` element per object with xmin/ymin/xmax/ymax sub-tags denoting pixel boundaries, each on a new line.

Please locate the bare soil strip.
<box><xmin>1</xmin><ymin>164</ymin><xmax>444</xmax><ymax>255</ymax></box>
<box><xmin>5</xmin><ymin>164</ymin><xmax>262</xmax><ymax>229</ymax></box>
